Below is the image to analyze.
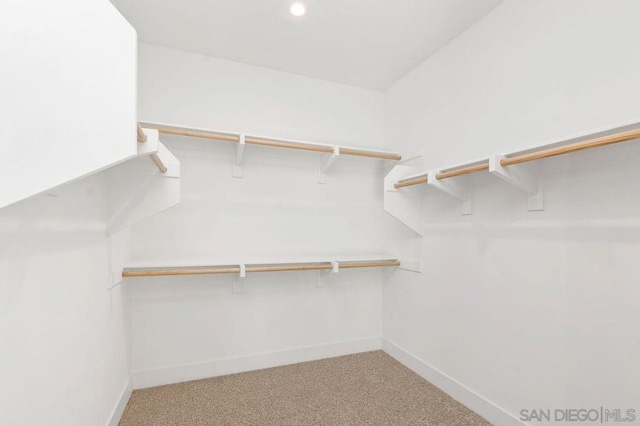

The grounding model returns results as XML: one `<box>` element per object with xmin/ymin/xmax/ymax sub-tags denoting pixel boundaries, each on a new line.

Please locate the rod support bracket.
<box><xmin>318</xmin><ymin>145</ymin><xmax>340</xmax><ymax>184</ymax></box>
<box><xmin>233</xmin><ymin>133</ymin><xmax>245</xmax><ymax>178</ymax></box>
<box><xmin>317</xmin><ymin>261</ymin><xmax>339</xmax><ymax>287</ymax></box>
<box><xmin>489</xmin><ymin>154</ymin><xmax>544</xmax><ymax>211</ymax></box>
<box><xmin>398</xmin><ymin>259</ymin><xmax>423</xmax><ymax>273</ymax></box>
<box><xmin>232</xmin><ymin>263</ymin><xmax>246</xmax><ymax>293</ymax></box>
<box><xmin>383</xmin><ymin>165</ymin><xmax>425</xmax><ymax>235</ymax></box>
<box><xmin>427</xmin><ymin>170</ymin><xmax>473</xmax><ymax>215</ymax></box>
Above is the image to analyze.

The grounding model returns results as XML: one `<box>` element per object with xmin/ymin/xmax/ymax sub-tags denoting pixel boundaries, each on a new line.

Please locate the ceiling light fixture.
<box><xmin>290</xmin><ymin>3</ymin><xmax>306</xmax><ymax>17</ymax></box>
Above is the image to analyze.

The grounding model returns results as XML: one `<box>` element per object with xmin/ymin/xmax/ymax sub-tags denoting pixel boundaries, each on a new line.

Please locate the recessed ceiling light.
<box><xmin>290</xmin><ymin>3</ymin><xmax>306</xmax><ymax>17</ymax></box>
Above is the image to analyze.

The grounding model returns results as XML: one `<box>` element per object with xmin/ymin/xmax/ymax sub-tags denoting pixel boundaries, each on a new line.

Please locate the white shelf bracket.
<box><xmin>232</xmin><ymin>263</ymin><xmax>246</xmax><ymax>293</ymax></box>
<box><xmin>427</xmin><ymin>170</ymin><xmax>473</xmax><ymax>215</ymax></box>
<box><xmin>489</xmin><ymin>154</ymin><xmax>544</xmax><ymax>211</ymax></box>
<box><xmin>398</xmin><ymin>259</ymin><xmax>423</xmax><ymax>273</ymax></box>
<box><xmin>383</xmin><ymin>165</ymin><xmax>425</xmax><ymax>236</ymax></box>
<box><xmin>107</xmin><ymin>141</ymin><xmax>181</xmax><ymax>233</ymax></box>
<box><xmin>318</xmin><ymin>145</ymin><xmax>340</xmax><ymax>184</ymax></box>
<box><xmin>233</xmin><ymin>133</ymin><xmax>245</xmax><ymax>178</ymax></box>
<box><xmin>317</xmin><ymin>261</ymin><xmax>339</xmax><ymax>287</ymax></box>
<box><xmin>136</xmin><ymin>128</ymin><xmax>159</xmax><ymax>156</ymax></box>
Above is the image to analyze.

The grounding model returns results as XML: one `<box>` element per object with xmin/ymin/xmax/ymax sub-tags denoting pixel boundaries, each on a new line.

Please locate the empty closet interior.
<box><xmin>3</xmin><ymin>1</ymin><xmax>640</xmax><ymax>425</ymax></box>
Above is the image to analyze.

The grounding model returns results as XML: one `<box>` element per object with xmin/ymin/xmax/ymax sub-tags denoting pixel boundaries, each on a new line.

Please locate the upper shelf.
<box><xmin>141</xmin><ymin>121</ymin><xmax>402</xmax><ymax>161</ymax></box>
<box><xmin>0</xmin><ymin>1</ymin><xmax>137</xmax><ymax>210</ymax></box>
<box><xmin>384</xmin><ymin>121</ymin><xmax>640</xmax><ymax>232</ymax></box>
<box><xmin>393</xmin><ymin>123</ymin><xmax>640</xmax><ymax>189</ymax></box>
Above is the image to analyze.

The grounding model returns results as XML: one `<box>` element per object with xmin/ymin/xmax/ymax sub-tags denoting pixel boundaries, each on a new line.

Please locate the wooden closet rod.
<box><xmin>394</xmin><ymin>127</ymin><xmax>640</xmax><ymax>189</ymax></box>
<box><xmin>244</xmin><ymin>136</ymin><xmax>334</xmax><ymax>154</ymax></box>
<box><xmin>246</xmin><ymin>260</ymin><xmax>400</xmax><ymax>273</ymax></box>
<box><xmin>151</xmin><ymin>126</ymin><xmax>239</xmax><ymax>142</ymax></box>
<box><xmin>138</xmin><ymin>123</ymin><xmax>168</xmax><ymax>173</ymax></box>
<box><xmin>137</xmin><ymin>123</ymin><xmax>148</xmax><ymax>143</ymax></box>
<box><xmin>338</xmin><ymin>147</ymin><xmax>402</xmax><ymax>161</ymax></box>
<box><xmin>149</xmin><ymin>153</ymin><xmax>168</xmax><ymax>173</ymax></box>
<box><xmin>394</xmin><ymin>175</ymin><xmax>428</xmax><ymax>189</ymax></box>
<box><xmin>339</xmin><ymin>260</ymin><xmax>400</xmax><ymax>269</ymax></box>
<box><xmin>500</xmin><ymin>127</ymin><xmax>640</xmax><ymax>166</ymax></box>
<box><xmin>123</xmin><ymin>267</ymin><xmax>241</xmax><ymax>277</ymax></box>
<box><xmin>436</xmin><ymin>163</ymin><xmax>489</xmax><ymax>180</ymax></box>
<box><xmin>144</xmin><ymin>124</ymin><xmax>402</xmax><ymax>161</ymax></box>
<box><xmin>122</xmin><ymin>260</ymin><xmax>400</xmax><ymax>278</ymax></box>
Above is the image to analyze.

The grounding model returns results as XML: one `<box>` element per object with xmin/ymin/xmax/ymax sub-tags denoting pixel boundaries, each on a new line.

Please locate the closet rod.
<box><xmin>137</xmin><ymin>122</ymin><xmax>167</xmax><ymax>173</ymax></box>
<box><xmin>245</xmin><ymin>137</ymin><xmax>402</xmax><ymax>160</ymax></box>
<box><xmin>145</xmin><ymin>124</ymin><xmax>402</xmax><ymax>161</ymax></box>
<box><xmin>137</xmin><ymin>123</ymin><xmax>148</xmax><ymax>143</ymax></box>
<box><xmin>244</xmin><ymin>136</ymin><xmax>334</xmax><ymax>154</ymax></box>
<box><xmin>124</xmin><ymin>267</ymin><xmax>240</xmax><ymax>277</ymax></box>
<box><xmin>149</xmin><ymin>153</ymin><xmax>168</xmax><ymax>173</ymax></box>
<box><xmin>393</xmin><ymin>162</ymin><xmax>491</xmax><ymax>188</ymax></box>
<box><xmin>436</xmin><ymin>163</ymin><xmax>489</xmax><ymax>180</ymax></box>
<box><xmin>121</xmin><ymin>260</ymin><xmax>400</xmax><ymax>278</ymax></box>
<box><xmin>337</xmin><ymin>147</ymin><xmax>402</xmax><ymax>161</ymax></box>
<box><xmin>393</xmin><ymin>127</ymin><xmax>640</xmax><ymax>189</ymax></box>
<box><xmin>151</xmin><ymin>126</ymin><xmax>239</xmax><ymax>142</ymax></box>
<box><xmin>500</xmin><ymin>127</ymin><xmax>640</xmax><ymax>166</ymax></box>
<box><xmin>394</xmin><ymin>175</ymin><xmax>428</xmax><ymax>189</ymax></box>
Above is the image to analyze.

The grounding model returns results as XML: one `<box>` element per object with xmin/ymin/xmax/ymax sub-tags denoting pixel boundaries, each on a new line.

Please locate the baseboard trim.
<box><xmin>382</xmin><ymin>339</ymin><xmax>524</xmax><ymax>426</ymax></box>
<box><xmin>133</xmin><ymin>337</ymin><xmax>382</xmax><ymax>390</ymax></box>
<box><xmin>107</xmin><ymin>377</ymin><xmax>132</xmax><ymax>426</ymax></box>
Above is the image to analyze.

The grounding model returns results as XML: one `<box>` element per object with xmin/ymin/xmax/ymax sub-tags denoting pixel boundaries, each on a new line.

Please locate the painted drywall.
<box><xmin>0</xmin><ymin>0</ymin><xmax>137</xmax><ymax>209</ymax></box>
<box><xmin>130</xmin><ymin>44</ymin><xmax>388</xmax><ymax>384</ymax></box>
<box><xmin>110</xmin><ymin>0</ymin><xmax>504</xmax><ymax>90</ymax></box>
<box><xmin>383</xmin><ymin>0</ymin><xmax>640</xmax><ymax>424</ymax></box>
<box><xmin>0</xmin><ymin>174</ymin><xmax>131</xmax><ymax>426</ymax></box>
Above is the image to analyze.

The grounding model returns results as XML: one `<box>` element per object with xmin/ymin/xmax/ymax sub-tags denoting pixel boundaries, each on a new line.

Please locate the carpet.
<box><xmin>120</xmin><ymin>350</ymin><xmax>489</xmax><ymax>425</ymax></box>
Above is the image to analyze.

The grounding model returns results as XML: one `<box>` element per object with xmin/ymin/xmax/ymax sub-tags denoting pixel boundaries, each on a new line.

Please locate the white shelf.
<box><xmin>124</xmin><ymin>254</ymin><xmax>399</xmax><ymax>270</ymax></box>
<box><xmin>139</xmin><ymin>120</ymin><xmax>402</xmax><ymax>161</ymax></box>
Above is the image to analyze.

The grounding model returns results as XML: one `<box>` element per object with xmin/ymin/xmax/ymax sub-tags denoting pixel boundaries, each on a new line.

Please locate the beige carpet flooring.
<box><xmin>120</xmin><ymin>351</ymin><xmax>489</xmax><ymax>425</ymax></box>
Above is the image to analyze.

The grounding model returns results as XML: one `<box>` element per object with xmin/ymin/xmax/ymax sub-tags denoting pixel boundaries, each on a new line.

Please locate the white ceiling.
<box><xmin>111</xmin><ymin>0</ymin><xmax>504</xmax><ymax>90</ymax></box>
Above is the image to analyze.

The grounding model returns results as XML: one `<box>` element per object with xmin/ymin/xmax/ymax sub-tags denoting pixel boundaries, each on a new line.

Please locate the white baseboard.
<box><xmin>382</xmin><ymin>339</ymin><xmax>524</xmax><ymax>426</ymax></box>
<box><xmin>107</xmin><ymin>378</ymin><xmax>132</xmax><ymax>426</ymax></box>
<box><xmin>133</xmin><ymin>337</ymin><xmax>382</xmax><ymax>390</ymax></box>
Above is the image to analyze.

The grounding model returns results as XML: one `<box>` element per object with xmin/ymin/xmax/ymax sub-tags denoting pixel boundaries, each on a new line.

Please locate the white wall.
<box><xmin>0</xmin><ymin>0</ymin><xmax>138</xmax><ymax>210</ymax></box>
<box><xmin>130</xmin><ymin>44</ymin><xmax>387</xmax><ymax>386</ymax></box>
<box><xmin>0</xmin><ymin>1</ymin><xmax>137</xmax><ymax>424</ymax></box>
<box><xmin>383</xmin><ymin>0</ymin><xmax>640</xmax><ymax>424</ymax></box>
<box><xmin>0</xmin><ymin>174</ymin><xmax>131</xmax><ymax>426</ymax></box>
